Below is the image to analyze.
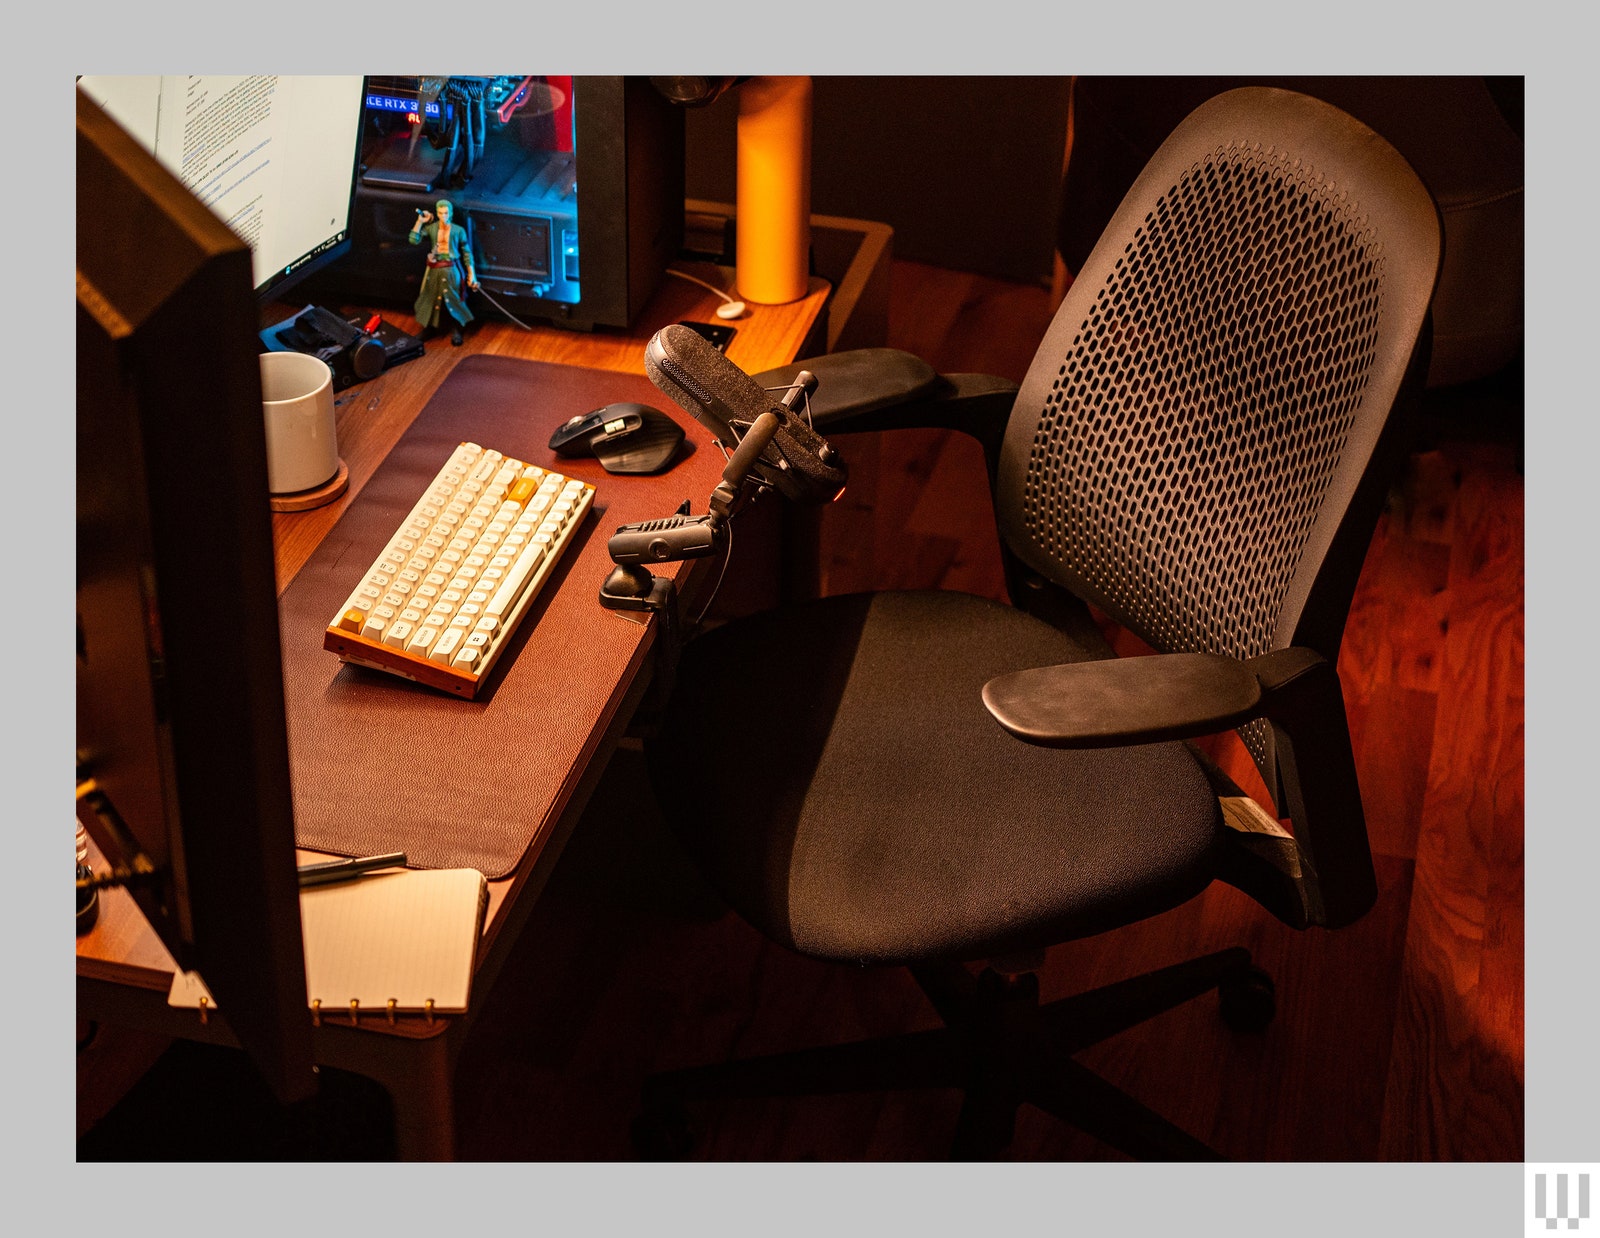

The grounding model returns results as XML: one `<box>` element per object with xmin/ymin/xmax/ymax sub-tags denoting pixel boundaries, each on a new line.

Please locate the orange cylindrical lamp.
<box><xmin>735</xmin><ymin>75</ymin><xmax>812</xmax><ymax>305</ymax></box>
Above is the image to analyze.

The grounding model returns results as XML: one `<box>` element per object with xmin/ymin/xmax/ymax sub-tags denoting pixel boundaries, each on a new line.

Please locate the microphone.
<box><xmin>644</xmin><ymin>323</ymin><xmax>847</xmax><ymax>505</ymax></box>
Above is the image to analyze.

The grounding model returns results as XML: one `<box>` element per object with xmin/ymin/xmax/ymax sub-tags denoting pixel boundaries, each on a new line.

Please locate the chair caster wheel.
<box><xmin>1219</xmin><ymin>963</ymin><xmax>1276</xmax><ymax>1033</ymax></box>
<box><xmin>631</xmin><ymin>1101</ymin><xmax>694</xmax><ymax>1160</ymax></box>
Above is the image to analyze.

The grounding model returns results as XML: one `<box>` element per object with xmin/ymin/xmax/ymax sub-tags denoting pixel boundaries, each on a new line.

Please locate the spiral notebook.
<box><xmin>169</xmin><ymin>867</ymin><xmax>488</xmax><ymax>1019</ymax></box>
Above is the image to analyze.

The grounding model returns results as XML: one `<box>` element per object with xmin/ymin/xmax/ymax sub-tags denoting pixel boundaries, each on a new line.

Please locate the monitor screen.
<box><xmin>76</xmin><ymin>74</ymin><xmax>364</xmax><ymax>300</ymax></box>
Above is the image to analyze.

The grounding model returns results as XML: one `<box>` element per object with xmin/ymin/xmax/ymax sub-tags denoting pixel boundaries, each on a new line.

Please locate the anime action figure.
<box><xmin>408</xmin><ymin>199</ymin><xmax>478</xmax><ymax>345</ymax></box>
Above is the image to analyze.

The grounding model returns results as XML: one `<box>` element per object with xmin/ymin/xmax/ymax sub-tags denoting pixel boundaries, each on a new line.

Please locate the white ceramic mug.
<box><xmin>260</xmin><ymin>351</ymin><xmax>338</xmax><ymax>494</ymax></box>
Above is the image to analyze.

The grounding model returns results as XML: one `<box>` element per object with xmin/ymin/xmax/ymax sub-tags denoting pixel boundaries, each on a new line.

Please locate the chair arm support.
<box><xmin>1250</xmin><ymin>649</ymin><xmax>1378</xmax><ymax>928</ymax></box>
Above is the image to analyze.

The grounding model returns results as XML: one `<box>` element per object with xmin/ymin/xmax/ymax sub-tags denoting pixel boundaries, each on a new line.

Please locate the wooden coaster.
<box><xmin>270</xmin><ymin>459</ymin><xmax>349</xmax><ymax>513</ymax></box>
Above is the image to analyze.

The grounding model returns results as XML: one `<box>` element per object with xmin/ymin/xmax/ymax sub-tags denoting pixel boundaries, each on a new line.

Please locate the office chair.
<box><xmin>633</xmin><ymin>87</ymin><xmax>1442</xmax><ymax>1160</ymax></box>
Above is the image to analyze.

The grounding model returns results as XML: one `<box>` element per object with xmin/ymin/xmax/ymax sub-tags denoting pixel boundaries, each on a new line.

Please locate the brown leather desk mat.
<box><xmin>278</xmin><ymin>355</ymin><xmax>720</xmax><ymax>877</ymax></box>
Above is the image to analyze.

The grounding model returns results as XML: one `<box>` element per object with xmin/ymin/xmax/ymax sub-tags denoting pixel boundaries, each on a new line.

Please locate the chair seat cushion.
<box><xmin>646</xmin><ymin>591</ymin><xmax>1224</xmax><ymax>966</ymax></box>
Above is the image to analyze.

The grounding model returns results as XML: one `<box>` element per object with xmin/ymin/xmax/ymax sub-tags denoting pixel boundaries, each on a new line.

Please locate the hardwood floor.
<box><xmin>78</xmin><ymin>259</ymin><xmax>1525</xmax><ymax>1162</ymax></box>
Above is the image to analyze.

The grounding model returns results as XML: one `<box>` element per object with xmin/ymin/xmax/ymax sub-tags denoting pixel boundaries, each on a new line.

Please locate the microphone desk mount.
<box><xmin>598</xmin><ymin>370</ymin><xmax>818</xmax><ymax>621</ymax></box>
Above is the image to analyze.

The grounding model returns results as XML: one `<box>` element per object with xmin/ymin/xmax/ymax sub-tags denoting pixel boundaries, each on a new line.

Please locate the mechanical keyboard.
<box><xmin>323</xmin><ymin>441</ymin><xmax>595</xmax><ymax>698</ymax></box>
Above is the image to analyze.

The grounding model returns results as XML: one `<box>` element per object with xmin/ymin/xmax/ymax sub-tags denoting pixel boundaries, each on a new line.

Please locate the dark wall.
<box><xmin>1059</xmin><ymin>76</ymin><xmax>1525</xmax><ymax>388</ymax></box>
<box><xmin>685</xmin><ymin>76</ymin><xmax>1072</xmax><ymax>286</ymax></box>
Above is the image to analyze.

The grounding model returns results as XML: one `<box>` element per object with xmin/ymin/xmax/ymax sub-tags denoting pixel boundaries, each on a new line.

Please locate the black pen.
<box><xmin>297</xmin><ymin>852</ymin><xmax>408</xmax><ymax>888</ymax></box>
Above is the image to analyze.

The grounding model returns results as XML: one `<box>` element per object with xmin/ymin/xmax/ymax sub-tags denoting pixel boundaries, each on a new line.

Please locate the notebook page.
<box><xmin>299</xmin><ymin>868</ymin><xmax>486</xmax><ymax>1013</ymax></box>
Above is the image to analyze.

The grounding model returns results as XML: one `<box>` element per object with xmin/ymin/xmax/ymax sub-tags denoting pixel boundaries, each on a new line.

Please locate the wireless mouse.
<box><xmin>548</xmin><ymin>402</ymin><xmax>686</xmax><ymax>475</ymax></box>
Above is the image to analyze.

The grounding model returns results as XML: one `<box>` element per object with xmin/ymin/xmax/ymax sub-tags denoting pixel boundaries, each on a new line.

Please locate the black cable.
<box><xmin>692</xmin><ymin>522</ymin><xmax>734</xmax><ymax>628</ymax></box>
<box><xmin>456</xmin><ymin>82</ymin><xmax>474</xmax><ymax>177</ymax></box>
<box><xmin>469</xmin><ymin>79</ymin><xmax>487</xmax><ymax>165</ymax></box>
<box><xmin>437</xmin><ymin>82</ymin><xmax>463</xmax><ymax>185</ymax></box>
<box><xmin>442</xmin><ymin>79</ymin><xmax>486</xmax><ymax>184</ymax></box>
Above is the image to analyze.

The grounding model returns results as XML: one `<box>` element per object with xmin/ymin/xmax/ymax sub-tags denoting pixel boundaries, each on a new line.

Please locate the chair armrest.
<box><xmin>981</xmin><ymin>647</ymin><xmax>1344</xmax><ymax>747</ymax></box>
<box><xmin>752</xmin><ymin>349</ymin><xmax>945</xmax><ymax>427</ymax></box>
<box><xmin>753</xmin><ymin>350</ymin><xmax>1019</xmax><ymax>482</ymax></box>
<box><xmin>981</xmin><ymin>651</ymin><xmax>1265</xmax><ymax>747</ymax></box>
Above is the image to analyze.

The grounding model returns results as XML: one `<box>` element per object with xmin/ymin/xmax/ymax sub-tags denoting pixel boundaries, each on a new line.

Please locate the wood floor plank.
<box><xmin>1397</xmin><ymin>447</ymin><xmax>1461</xmax><ymax>546</ymax></box>
<box><xmin>1341</xmin><ymin>504</ymin><xmax>1452</xmax><ymax>699</ymax></box>
<box><xmin>1345</xmin><ymin>681</ymin><xmax>1439</xmax><ymax>862</ymax></box>
<box><xmin>1378</xmin><ymin>440</ymin><xmax>1523</xmax><ymax>1160</ymax></box>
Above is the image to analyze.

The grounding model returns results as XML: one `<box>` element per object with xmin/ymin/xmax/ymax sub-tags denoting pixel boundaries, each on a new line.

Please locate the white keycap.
<box><xmin>429</xmin><ymin>627</ymin><xmax>463</xmax><ymax>664</ymax></box>
<box><xmin>406</xmin><ymin>624</ymin><xmax>441</xmax><ymax>655</ymax></box>
<box><xmin>484</xmin><ymin>540</ymin><xmax>547</xmax><ymax>618</ymax></box>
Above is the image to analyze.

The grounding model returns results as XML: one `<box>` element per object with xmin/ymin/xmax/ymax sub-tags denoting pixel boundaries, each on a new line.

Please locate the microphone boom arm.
<box><xmin>598</xmin><ymin>364</ymin><xmax>824</xmax><ymax>620</ymax></box>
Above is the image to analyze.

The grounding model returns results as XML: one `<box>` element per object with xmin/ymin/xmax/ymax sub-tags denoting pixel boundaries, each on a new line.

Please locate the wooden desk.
<box><xmin>76</xmin><ymin>267</ymin><xmax>831</xmax><ymax>1160</ymax></box>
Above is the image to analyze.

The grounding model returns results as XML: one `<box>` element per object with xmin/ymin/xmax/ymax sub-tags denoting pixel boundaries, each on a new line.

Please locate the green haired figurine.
<box><xmin>409</xmin><ymin>199</ymin><xmax>478</xmax><ymax>345</ymax></box>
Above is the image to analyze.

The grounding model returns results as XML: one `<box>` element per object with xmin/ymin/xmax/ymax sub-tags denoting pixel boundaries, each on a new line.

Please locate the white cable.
<box><xmin>664</xmin><ymin>268</ymin><xmax>748</xmax><ymax>320</ymax></box>
<box><xmin>472</xmin><ymin>283</ymin><xmax>541</xmax><ymax>332</ymax></box>
<box><xmin>477</xmin><ymin>269</ymin><xmax>747</xmax><ymax>329</ymax></box>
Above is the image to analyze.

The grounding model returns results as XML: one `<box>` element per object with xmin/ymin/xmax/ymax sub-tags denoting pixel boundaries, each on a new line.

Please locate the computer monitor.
<box><xmin>75</xmin><ymin>75</ymin><xmax>364</xmax><ymax>303</ymax></box>
<box><xmin>76</xmin><ymin>87</ymin><xmax>316</xmax><ymax>1103</ymax></box>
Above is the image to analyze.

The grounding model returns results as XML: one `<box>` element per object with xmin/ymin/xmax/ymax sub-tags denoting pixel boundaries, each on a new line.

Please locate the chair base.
<box><xmin>634</xmin><ymin>947</ymin><xmax>1271</xmax><ymax>1160</ymax></box>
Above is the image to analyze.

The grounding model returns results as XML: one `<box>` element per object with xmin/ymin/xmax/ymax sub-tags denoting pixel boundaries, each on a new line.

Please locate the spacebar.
<box><xmin>484</xmin><ymin>540</ymin><xmax>548</xmax><ymax>618</ymax></box>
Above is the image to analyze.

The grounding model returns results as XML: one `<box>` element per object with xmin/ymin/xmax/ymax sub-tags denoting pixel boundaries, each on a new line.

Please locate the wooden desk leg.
<box><xmin>385</xmin><ymin>1034</ymin><xmax>457</xmax><ymax>1162</ymax></box>
<box><xmin>315</xmin><ymin>1027</ymin><xmax>458</xmax><ymax>1161</ymax></box>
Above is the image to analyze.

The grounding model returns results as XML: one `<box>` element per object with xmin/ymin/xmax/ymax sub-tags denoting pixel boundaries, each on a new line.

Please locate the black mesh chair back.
<box><xmin>996</xmin><ymin>87</ymin><xmax>1440</xmax><ymax>778</ymax></box>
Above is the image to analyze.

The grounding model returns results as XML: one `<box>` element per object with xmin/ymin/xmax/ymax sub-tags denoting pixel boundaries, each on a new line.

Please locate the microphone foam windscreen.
<box><xmin>645</xmin><ymin>324</ymin><xmax>847</xmax><ymax>504</ymax></box>
<box><xmin>644</xmin><ymin>323</ymin><xmax>770</xmax><ymax>444</ymax></box>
